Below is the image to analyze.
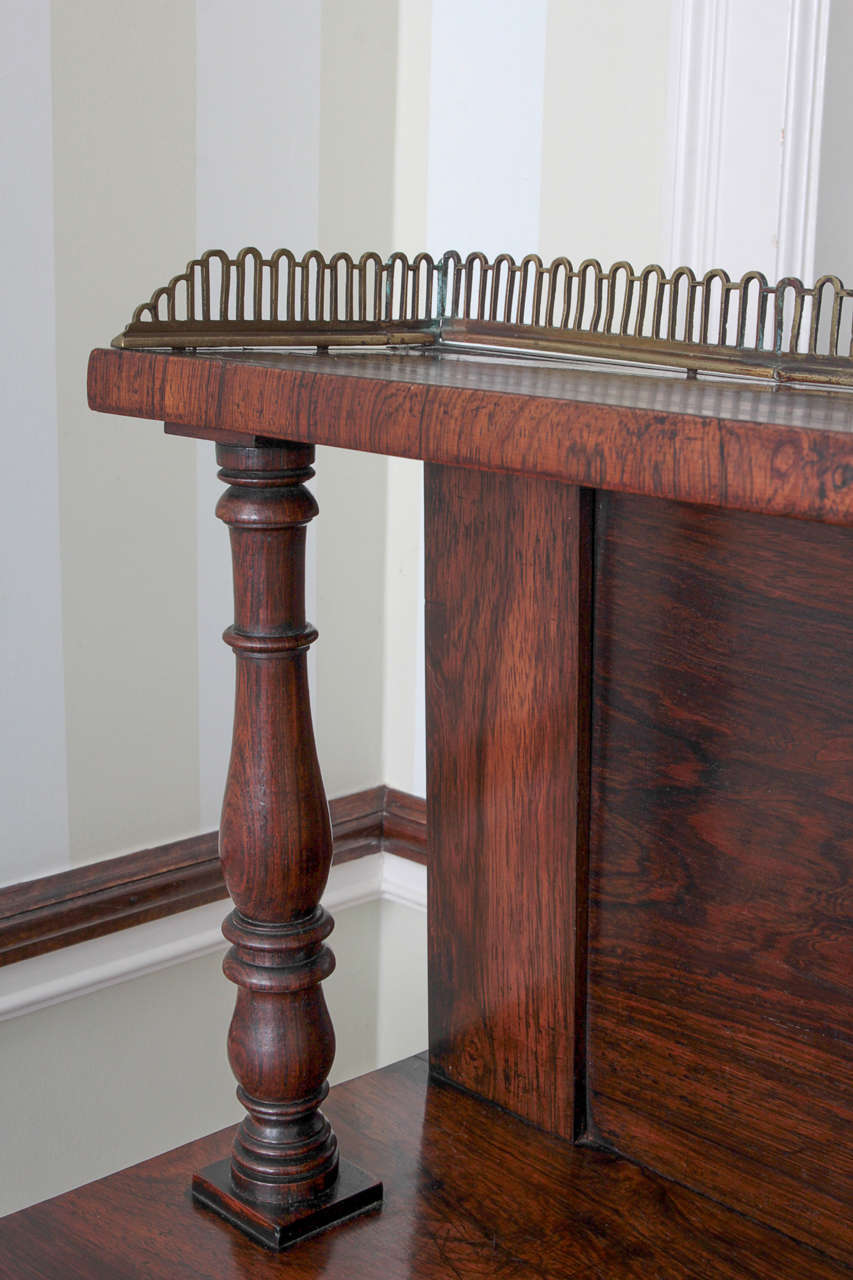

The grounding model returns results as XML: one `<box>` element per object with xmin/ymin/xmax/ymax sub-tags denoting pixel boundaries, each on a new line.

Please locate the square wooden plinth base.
<box><xmin>191</xmin><ymin>1158</ymin><xmax>383</xmax><ymax>1250</ymax></box>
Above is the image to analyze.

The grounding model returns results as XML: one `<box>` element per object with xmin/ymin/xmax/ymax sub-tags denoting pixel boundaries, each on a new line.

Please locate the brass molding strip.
<box><xmin>114</xmin><ymin>248</ymin><xmax>853</xmax><ymax>388</ymax></box>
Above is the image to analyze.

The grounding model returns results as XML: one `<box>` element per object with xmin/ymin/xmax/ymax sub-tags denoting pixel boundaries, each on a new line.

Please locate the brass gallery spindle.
<box><xmin>191</xmin><ymin>440</ymin><xmax>382</xmax><ymax>1250</ymax></box>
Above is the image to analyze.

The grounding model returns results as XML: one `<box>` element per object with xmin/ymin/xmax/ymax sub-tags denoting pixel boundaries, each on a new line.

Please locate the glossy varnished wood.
<box><xmin>329</xmin><ymin>785</ymin><xmax>427</xmax><ymax>866</ymax></box>
<box><xmin>380</xmin><ymin>787</ymin><xmax>429</xmax><ymax>865</ymax></box>
<box><xmin>88</xmin><ymin>346</ymin><xmax>853</xmax><ymax>524</ymax></box>
<box><xmin>196</xmin><ymin>441</ymin><xmax>380</xmax><ymax>1241</ymax></box>
<box><xmin>588</xmin><ymin>494</ymin><xmax>853</xmax><ymax>1265</ymax></box>
<box><xmin>425</xmin><ymin>466</ymin><xmax>591</xmax><ymax>1136</ymax></box>
<box><xmin>0</xmin><ymin>830</ymin><xmax>221</xmax><ymax>965</ymax></box>
<box><xmin>82</xmin><ymin>341</ymin><xmax>852</xmax><ymax>1267</ymax></box>
<box><xmin>2</xmin><ymin>1055</ymin><xmax>849</xmax><ymax>1280</ymax></box>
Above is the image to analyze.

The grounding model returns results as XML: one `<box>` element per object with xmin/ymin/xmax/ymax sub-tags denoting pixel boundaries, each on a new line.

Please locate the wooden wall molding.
<box><xmin>0</xmin><ymin>786</ymin><xmax>426</xmax><ymax>968</ymax></box>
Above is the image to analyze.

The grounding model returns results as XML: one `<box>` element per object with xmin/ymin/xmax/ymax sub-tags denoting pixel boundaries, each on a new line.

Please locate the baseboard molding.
<box><xmin>0</xmin><ymin>786</ymin><xmax>426</xmax><ymax>968</ymax></box>
<box><xmin>0</xmin><ymin>853</ymin><xmax>426</xmax><ymax>1022</ymax></box>
<box><xmin>380</xmin><ymin>852</ymin><xmax>429</xmax><ymax>911</ymax></box>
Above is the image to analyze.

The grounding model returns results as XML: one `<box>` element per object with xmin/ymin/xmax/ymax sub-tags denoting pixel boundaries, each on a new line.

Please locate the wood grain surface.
<box><xmin>0</xmin><ymin>831</ymin><xmax>221</xmax><ymax>966</ymax></box>
<box><xmin>207</xmin><ymin>441</ymin><xmax>345</xmax><ymax>1219</ymax></box>
<box><xmin>81</xmin><ymin>342</ymin><xmax>853</xmax><ymax>1267</ymax></box>
<box><xmin>2</xmin><ymin>1054</ymin><xmax>849</xmax><ymax>1280</ymax></box>
<box><xmin>87</xmin><ymin>346</ymin><xmax>853</xmax><ymax>524</ymax></box>
<box><xmin>587</xmin><ymin>493</ymin><xmax>853</xmax><ymax>1265</ymax></box>
<box><xmin>425</xmin><ymin>466</ymin><xmax>591</xmax><ymax>1138</ymax></box>
<box><xmin>381</xmin><ymin>787</ymin><xmax>429</xmax><ymax>865</ymax></box>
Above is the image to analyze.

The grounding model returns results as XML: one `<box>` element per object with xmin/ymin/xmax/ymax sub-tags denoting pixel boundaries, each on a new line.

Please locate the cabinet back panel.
<box><xmin>588</xmin><ymin>493</ymin><xmax>853</xmax><ymax>1265</ymax></box>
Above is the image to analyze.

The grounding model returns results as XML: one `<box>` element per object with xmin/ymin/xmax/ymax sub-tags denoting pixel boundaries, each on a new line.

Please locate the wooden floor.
<box><xmin>0</xmin><ymin>1054</ymin><xmax>847</xmax><ymax>1279</ymax></box>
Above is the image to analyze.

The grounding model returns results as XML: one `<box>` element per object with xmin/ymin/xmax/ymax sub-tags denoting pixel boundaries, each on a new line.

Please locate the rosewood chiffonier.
<box><xmin>1</xmin><ymin>250</ymin><xmax>850</xmax><ymax>1278</ymax></box>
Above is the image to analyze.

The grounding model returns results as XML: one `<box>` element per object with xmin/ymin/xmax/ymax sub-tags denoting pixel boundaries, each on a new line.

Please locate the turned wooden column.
<box><xmin>192</xmin><ymin>440</ymin><xmax>382</xmax><ymax>1249</ymax></box>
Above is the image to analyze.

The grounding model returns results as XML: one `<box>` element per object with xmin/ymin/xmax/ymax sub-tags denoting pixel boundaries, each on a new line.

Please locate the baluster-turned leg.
<box><xmin>192</xmin><ymin>440</ymin><xmax>382</xmax><ymax>1250</ymax></box>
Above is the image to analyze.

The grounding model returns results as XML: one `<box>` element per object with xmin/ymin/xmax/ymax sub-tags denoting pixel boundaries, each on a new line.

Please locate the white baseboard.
<box><xmin>0</xmin><ymin>853</ymin><xmax>426</xmax><ymax>1022</ymax></box>
<box><xmin>380</xmin><ymin>851</ymin><xmax>427</xmax><ymax>912</ymax></box>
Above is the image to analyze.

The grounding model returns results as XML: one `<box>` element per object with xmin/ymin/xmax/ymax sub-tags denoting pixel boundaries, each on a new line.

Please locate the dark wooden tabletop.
<box><xmin>88</xmin><ymin>346</ymin><xmax>853</xmax><ymax>524</ymax></box>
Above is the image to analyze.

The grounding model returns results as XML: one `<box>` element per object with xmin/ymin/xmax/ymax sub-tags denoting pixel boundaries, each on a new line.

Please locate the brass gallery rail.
<box><xmin>114</xmin><ymin>247</ymin><xmax>853</xmax><ymax>388</ymax></box>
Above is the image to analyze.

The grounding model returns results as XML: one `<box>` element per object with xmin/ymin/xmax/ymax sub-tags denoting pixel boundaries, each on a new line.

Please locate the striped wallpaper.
<box><xmin>3</xmin><ymin>0</ymin><xmax>835</xmax><ymax>888</ymax></box>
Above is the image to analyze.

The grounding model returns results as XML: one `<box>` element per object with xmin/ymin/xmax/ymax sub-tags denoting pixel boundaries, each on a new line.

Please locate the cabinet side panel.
<box><xmin>588</xmin><ymin>493</ymin><xmax>853</xmax><ymax>1265</ymax></box>
<box><xmin>425</xmin><ymin>465</ymin><xmax>591</xmax><ymax>1138</ymax></box>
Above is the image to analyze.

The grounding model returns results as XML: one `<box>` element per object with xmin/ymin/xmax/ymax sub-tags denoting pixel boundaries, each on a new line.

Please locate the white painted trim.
<box><xmin>380</xmin><ymin>852</ymin><xmax>427</xmax><ymax>913</ymax></box>
<box><xmin>666</xmin><ymin>0</ymin><xmax>828</xmax><ymax>282</ymax></box>
<box><xmin>0</xmin><ymin>901</ymin><xmax>227</xmax><ymax>1024</ymax></box>
<box><xmin>325</xmin><ymin>853</ymin><xmax>385</xmax><ymax>911</ymax></box>
<box><xmin>775</xmin><ymin>0</ymin><xmax>830</xmax><ymax>282</ymax></box>
<box><xmin>666</xmin><ymin>0</ymin><xmax>730</xmax><ymax>271</ymax></box>
<box><xmin>0</xmin><ymin>853</ymin><xmax>426</xmax><ymax>1022</ymax></box>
